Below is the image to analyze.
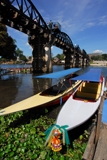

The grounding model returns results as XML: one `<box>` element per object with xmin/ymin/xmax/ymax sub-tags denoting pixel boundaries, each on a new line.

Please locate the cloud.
<box><xmin>93</xmin><ymin>50</ymin><xmax>103</xmax><ymax>53</ymax></box>
<box><xmin>86</xmin><ymin>22</ymin><xmax>95</xmax><ymax>28</ymax></box>
<box><xmin>26</xmin><ymin>42</ymin><xmax>32</xmax><ymax>50</ymax></box>
<box><xmin>48</xmin><ymin>0</ymin><xmax>107</xmax><ymax>36</ymax></box>
<box><xmin>26</xmin><ymin>42</ymin><xmax>29</xmax><ymax>46</ymax></box>
<box><xmin>98</xmin><ymin>15</ymin><xmax>107</xmax><ymax>25</ymax></box>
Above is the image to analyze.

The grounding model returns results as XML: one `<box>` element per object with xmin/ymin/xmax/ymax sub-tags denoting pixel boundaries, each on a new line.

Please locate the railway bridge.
<box><xmin>0</xmin><ymin>0</ymin><xmax>90</xmax><ymax>73</ymax></box>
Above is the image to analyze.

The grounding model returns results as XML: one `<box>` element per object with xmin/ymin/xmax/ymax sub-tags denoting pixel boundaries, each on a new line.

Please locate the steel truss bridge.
<box><xmin>0</xmin><ymin>0</ymin><xmax>90</xmax><ymax>73</ymax></box>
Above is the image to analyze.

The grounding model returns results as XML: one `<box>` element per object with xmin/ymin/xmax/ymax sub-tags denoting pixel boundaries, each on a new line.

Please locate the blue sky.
<box><xmin>7</xmin><ymin>0</ymin><xmax>107</xmax><ymax>57</ymax></box>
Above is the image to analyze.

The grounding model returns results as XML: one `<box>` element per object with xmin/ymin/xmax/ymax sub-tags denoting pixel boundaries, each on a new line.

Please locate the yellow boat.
<box><xmin>0</xmin><ymin>68</ymin><xmax>81</xmax><ymax>116</ymax></box>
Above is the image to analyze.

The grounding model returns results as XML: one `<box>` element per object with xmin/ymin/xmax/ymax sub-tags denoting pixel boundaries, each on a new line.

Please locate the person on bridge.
<box><xmin>48</xmin><ymin>20</ymin><xmax>53</xmax><ymax>30</ymax></box>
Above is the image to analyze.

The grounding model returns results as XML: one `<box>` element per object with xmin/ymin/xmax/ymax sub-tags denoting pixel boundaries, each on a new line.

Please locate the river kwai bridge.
<box><xmin>0</xmin><ymin>0</ymin><xmax>90</xmax><ymax>73</ymax></box>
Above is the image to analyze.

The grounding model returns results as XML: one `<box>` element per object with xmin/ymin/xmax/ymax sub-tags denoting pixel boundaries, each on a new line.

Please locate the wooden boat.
<box><xmin>0</xmin><ymin>68</ymin><xmax>81</xmax><ymax>116</ymax></box>
<box><xmin>56</xmin><ymin>69</ymin><xmax>105</xmax><ymax>131</ymax></box>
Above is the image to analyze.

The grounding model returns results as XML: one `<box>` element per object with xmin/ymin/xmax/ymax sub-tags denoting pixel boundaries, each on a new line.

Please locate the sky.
<box><xmin>7</xmin><ymin>0</ymin><xmax>107</xmax><ymax>57</ymax></box>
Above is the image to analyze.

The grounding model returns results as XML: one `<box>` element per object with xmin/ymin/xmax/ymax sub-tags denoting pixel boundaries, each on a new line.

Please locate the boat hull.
<box><xmin>56</xmin><ymin>96</ymin><xmax>101</xmax><ymax>131</ymax></box>
<box><xmin>45</xmin><ymin>90</ymin><xmax>73</xmax><ymax>106</ymax></box>
<box><xmin>0</xmin><ymin>80</ymin><xmax>81</xmax><ymax>116</ymax></box>
<box><xmin>56</xmin><ymin>77</ymin><xmax>105</xmax><ymax>131</ymax></box>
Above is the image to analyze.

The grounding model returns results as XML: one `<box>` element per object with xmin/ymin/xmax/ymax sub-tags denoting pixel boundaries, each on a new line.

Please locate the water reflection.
<box><xmin>32</xmin><ymin>78</ymin><xmax>52</xmax><ymax>93</ymax></box>
<box><xmin>0</xmin><ymin>74</ymin><xmax>20</xmax><ymax>108</ymax></box>
<box><xmin>0</xmin><ymin>65</ymin><xmax>107</xmax><ymax>111</ymax></box>
<box><xmin>0</xmin><ymin>64</ymin><xmax>32</xmax><ymax>69</ymax></box>
<box><xmin>0</xmin><ymin>65</ymin><xmax>64</xmax><ymax>109</ymax></box>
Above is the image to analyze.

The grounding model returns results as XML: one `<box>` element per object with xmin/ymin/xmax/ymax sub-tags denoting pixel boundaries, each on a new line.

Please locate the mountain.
<box><xmin>88</xmin><ymin>53</ymin><xmax>102</xmax><ymax>58</ymax></box>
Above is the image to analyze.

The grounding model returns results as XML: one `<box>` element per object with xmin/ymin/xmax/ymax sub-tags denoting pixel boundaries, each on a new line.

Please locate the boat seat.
<box><xmin>79</xmin><ymin>82</ymin><xmax>98</xmax><ymax>92</ymax></box>
<box><xmin>76</xmin><ymin>82</ymin><xmax>102</xmax><ymax>100</ymax></box>
<box><xmin>97</xmin><ymin>83</ymin><xmax>101</xmax><ymax>94</ymax></box>
<box><xmin>76</xmin><ymin>91</ymin><xmax>97</xmax><ymax>100</ymax></box>
<box><xmin>95</xmin><ymin>83</ymin><xmax>102</xmax><ymax>99</ymax></box>
<box><xmin>81</xmin><ymin>87</ymin><xmax>98</xmax><ymax>94</ymax></box>
<box><xmin>84</xmin><ymin>82</ymin><xmax>98</xmax><ymax>88</ymax></box>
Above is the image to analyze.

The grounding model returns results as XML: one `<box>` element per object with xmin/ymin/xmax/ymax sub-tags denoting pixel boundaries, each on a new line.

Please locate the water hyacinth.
<box><xmin>0</xmin><ymin>108</ymin><xmax>91</xmax><ymax>159</ymax></box>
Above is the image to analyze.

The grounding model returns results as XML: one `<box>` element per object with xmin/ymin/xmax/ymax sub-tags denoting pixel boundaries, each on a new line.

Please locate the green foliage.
<box><xmin>15</xmin><ymin>47</ymin><xmax>23</xmax><ymax>57</ymax></box>
<box><xmin>0</xmin><ymin>58</ymin><xmax>6</xmax><ymax>63</ymax></box>
<box><xmin>0</xmin><ymin>110</ymin><xmax>89</xmax><ymax>159</ymax></box>
<box><xmin>53</xmin><ymin>54</ymin><xmax>64</xmax><ymax>60</ymax></box>
<box><xmin>56</xmin><ymin>54</ymin><xmax>64</xmax><ymax>60</ymax></box>
<box><xmin>91</xmin><ymin>54</ymin><xmax>107</xmax><ymax>61</ymax></box>
<box><xmin>102</xmin><ymin>54</ymin><xmax>107</xmax><ymax>60</ymax></box>
<box><xmin>0</xmin><ymin>23</ymin><xmax>17</xmax><ymax>60</ymax></box>
<box><xmin>28</xmin><ymin>56</ymin><xmax>32</xmax><ymax>61</ymax></box>
<box><xmin>0</xmin><ymin>24</ymin><xmax>28</xmax><ymax>62</ymax></box>
<box><xmin>20</xmin><ymin>54</ymin><xmax>28</xmax><ymax>62</ymax></box>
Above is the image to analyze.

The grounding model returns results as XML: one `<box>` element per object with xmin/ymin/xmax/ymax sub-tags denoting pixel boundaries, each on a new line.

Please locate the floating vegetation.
<box><xmin>0</xmin><ymin>109</ymin><xmax>91</xmax><ymax>159</ymax></box>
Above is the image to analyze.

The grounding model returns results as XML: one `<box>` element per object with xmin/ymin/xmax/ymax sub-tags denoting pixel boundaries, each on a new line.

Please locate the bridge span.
<box><xmin>0</xmin><ymin>0</ymin><xmax>90</xmax><ymax>73</ymax></box>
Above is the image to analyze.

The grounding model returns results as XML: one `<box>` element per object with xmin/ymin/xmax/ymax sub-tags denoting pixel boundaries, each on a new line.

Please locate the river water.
<box><xmin>0</xmin><ymin>64</ymin><xmax>107</xmax><ymax>112</ymax></box>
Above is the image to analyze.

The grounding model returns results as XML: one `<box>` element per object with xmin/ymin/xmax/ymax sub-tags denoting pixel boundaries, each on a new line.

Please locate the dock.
<box><xmin>82</xmin><ymin>89</ymin><xmax>107</xmax><ymax>160</ymax></box>
<box><xmin>93</xmin><ymin>99</ymin><xmax>107</xmax><ymax>160</ymax></box>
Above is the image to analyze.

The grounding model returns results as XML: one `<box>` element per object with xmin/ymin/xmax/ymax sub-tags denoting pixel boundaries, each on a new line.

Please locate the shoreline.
<box><xmin>90</xmin><ymin>60</ymin><xmax>107</xmax><ymax>66</ymax></box>
<box><xmin>90</xmin><ymin>64</ymin><xmax>107</xmax><ymax>66</ymax></box>
<box><xmin>90</xmin><ymin>64</ymin><xmax>107</xmax><ymax>67</ymax></box>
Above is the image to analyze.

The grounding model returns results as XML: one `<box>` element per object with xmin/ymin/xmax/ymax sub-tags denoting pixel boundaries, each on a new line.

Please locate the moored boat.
<box><xmin>0</xmin><ymin>68</ymin><xmax>81</xmax><ymax>116</ymax></box>
<box><xmin>56</xmin><ymin>69</ymin><xmax>105</xmax><ymax>131</ymax></box>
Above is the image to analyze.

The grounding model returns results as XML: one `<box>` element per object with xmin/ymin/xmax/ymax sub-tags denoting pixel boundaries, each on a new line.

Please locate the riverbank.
<box><xmin>6</xmin><ymin>67</ymin><xmax>33</xmax><ymax>73</ymax></box>
<box><xmin>0</xmin><ymin>64</ymin><xmax>33</xmax><ymax>75</ymax></box>
<box><xmin>0</xmin><ymin>67</ymin><xmax>33</xmax><ymax>75</ymax></box>
<box><xmin>90</xmin><ymin>61</ymin><xmax>107</xmax><ymax>66</ymax></box>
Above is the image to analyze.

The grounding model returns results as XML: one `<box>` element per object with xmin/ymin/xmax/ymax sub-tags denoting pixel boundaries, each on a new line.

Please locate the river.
<box><xmin>0</xmin><ymin>64</ymin><xmax>107</xmax><ymax>112</ymax></box>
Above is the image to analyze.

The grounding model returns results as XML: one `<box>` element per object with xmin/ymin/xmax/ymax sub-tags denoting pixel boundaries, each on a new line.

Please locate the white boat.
<box><xmin>56</xmin><ymin>69</ymin><xmax>105</xmax><ymax>131</ymax></box>
<box><xmin>0</xmin><ymin>68</ymin><xmax>81</xmax><ymax>116</ymax></box>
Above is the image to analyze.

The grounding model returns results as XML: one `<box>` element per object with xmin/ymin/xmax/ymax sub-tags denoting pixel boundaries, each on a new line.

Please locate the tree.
<box><xmin>15</xmin><ymin>47</ymin><xmax>27</xmax><ymax>62</ymax></box>
<box><xmin>0</xmin><ymin>23</ymin><xmax>17</xmax><ymax>60</ymax></box>
<box><xmin>20</xmin><ymin>54</ymin><xmax>27</xmax><ymax>62</ymax></box>
<box><xmin>28</xmin><ymin>56</ymin><xmax>32</xmax><ymax>61</ymax></box>
<box><xmin>15</xmin><ymin>47</ymin><xmax>23</xmax><ymax>57</ymax></box>
<box><xmin>102</xmin><ymin>54</ymin><xmax>107</xmax><ymax>60</ymax></box>
<box><xmin>56</xmin><ymin>53</ymin><xmax>64</xmax><ymax>60</ymax></box>
<box><xmin>91</xmin><ymin>54</ymin><xmax>107</xmax><ymax>61</ymax></box>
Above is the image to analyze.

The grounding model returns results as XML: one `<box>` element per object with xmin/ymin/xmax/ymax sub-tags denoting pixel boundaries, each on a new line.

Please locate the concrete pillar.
<box><xmin>85</xmin><ymin>59</ymin><xmax>89</xmax><ymax>66</ymax></box>
<box><xmin>74</xmin><ymin>54</ymin><xmax>79</xmax><ymax>67</ymax></box>
<box><xmin>44</xmin><ymin>44</ymin><xmax>53</xmax><ymax>73</ymax></box>
<box><xmin>82</xmin><ymin>57</ymin><xmax>85</xmax><ymax>67</ymax></box>
<box><xmin>29</xmin><ymin>34</ymin><xmax>53</xmax><ymax>73</ymax></box>
<box><xmin>64</xmin><ymin>50</ymin><xmax>74</xmax><ymax>69</ymax></box>
<box><xmin>32</xmin><ymin>45</ymin><xmax>52</xmax><ymax>73</ymax></box>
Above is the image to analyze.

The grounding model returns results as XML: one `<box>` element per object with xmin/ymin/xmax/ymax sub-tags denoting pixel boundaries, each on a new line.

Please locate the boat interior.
<box><xmin>73</xmin><ymin>81</ymin><xmax>102</xmax><ymax>101</ymax></box>
<box><xmin>40</xmin><ymin>79</ymin><xmax>77</xmax><ymax>96</ymax></box>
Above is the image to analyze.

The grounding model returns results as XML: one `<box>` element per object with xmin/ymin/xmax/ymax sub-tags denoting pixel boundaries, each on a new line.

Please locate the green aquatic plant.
<box><xmin>0</xmin><ymin>110</ymin><xmax>89</xmax><ymax>159</ymax></box>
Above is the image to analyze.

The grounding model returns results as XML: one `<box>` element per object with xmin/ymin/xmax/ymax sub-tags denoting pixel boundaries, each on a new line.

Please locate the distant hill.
<box><xmin>88</xmin><ymin>53</ymin><xmax>102</xmax><ymax>58</ymax></box>
<box><xmin>88</xmin><ymin>52</ymin><xmax>102</xmax><ymax>56</ymax></box>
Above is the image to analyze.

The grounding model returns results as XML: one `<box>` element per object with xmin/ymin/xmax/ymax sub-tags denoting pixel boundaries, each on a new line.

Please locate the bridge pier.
<box><xmin>78</xmin><ymin>55</ymin><xmax>84</xmax><ymax>67</ymax></box>
<box><xmin>32</xmin><ymin>45</ymin><xmax>52</xmax><ymax>73</ymax></box>
<box><xmin>85</xmin><ymin>58</ymin><xmax>89</xmax><ymax>66</ymax></box>
<box><xmin>74</xmin><ymin>54</ymin><xmax>80</xmax><ymax>68</ymax></box>
<box><xmin>81</xmin><ymin>57</ymin><xmax>85</xmax><ymax>67</ymax></box>
<box><xmin>29</xmin><ymin>35</ymin><xmax>53</xmax><ymax>73</ymax></box>
<box><xmin>64</xmin><ymin>50</ymin><xmax>74</xmax><ymax>69</ymax></box>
